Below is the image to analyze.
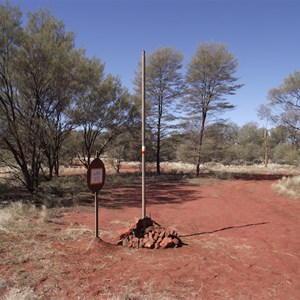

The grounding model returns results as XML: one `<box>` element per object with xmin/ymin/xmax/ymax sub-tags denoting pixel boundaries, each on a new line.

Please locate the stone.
<box><xmin>117</xmin><ymin>217</ymin><xmax>183</xmax><ymax>250</ymax></box>
<box><xmin>159</xmin><ymin>231</ymin><xmax>166</xmax><ymax>239</ymax></box>
<box><xmin>144</xmin><ymin>240</ymin><xmax>155</xmax><ymax>249</ymax></box>
<box><xmin>148</xmin><ymin>231</ymin><xmax>153</xmax><ymax>240</ymax></box>
<box><xmin>173</xmin><ymin>238</ymin><xmax>180</xmax><ymax>247</ymax></box>
<box><xmin>118</xmin><ymin>227</ymin><xmax>133</xmax><ymax>240</ymax></box>
<box><xmin>132</xmin><ymin>237</ymin><xmax>139</xmax><ymax>243</ymax></box>
<box><xmin>156</xmin><ymin>237</ymin><xmax>162</xmax><ymax>245</ymax></box>
<box><xmin>139</xmin><ymin>238</ymin><xmax>145</xmax><ymax>248</ymax></box>
<box><xmin>135</xmin><ymin>217</ymin><xmax>153</xmax><ymax>237</ymax></box>
<box><xmin>122</xmin><ymin>237</ymin><xmax>129</xmax><ymax>247</ymax></box>
<box><xmin>160</xmin><ymin>237</ymin><xmax>174</xmax><ymax>249</ymax></box>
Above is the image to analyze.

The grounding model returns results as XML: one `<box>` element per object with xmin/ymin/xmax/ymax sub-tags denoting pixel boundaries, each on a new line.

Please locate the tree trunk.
<box><xmin>156</xmin><ymin>136</ymin><xmax>161</xmax><ymax>175</ymax></box>
<box><xmin>196</xmin><ymin>112</ymin><xmax>206</xmax><ymax>176</ymax></box>
<box><xmin>156</xmin><ymin>99</ymin><xmax>162</xmax><ymax>175</ymax></box>
<box><xmin>54</xmin><ymin>153</ymin><xmax>60</xmax><ymax>176</ymax></box>
<box><xmin>264</xmin><ymin>129</ymin><xmax>269</xmax><ymax>167</ymax></box>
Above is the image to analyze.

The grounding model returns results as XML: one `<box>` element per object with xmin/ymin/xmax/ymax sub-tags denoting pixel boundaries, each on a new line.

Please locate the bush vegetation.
<box><xmin>273</xmin><ymin>176</ymin><xmax>300</xmax><ymax>199</ymax></box>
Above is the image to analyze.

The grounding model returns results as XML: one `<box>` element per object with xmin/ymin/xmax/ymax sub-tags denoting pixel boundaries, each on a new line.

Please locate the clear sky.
<box><xmin>6</xmin><ymin>0</ymin><xmax>300</xmax><ymax>127</ymax></box>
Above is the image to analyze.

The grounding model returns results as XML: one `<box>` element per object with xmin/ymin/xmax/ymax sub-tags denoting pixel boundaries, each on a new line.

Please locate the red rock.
<box><xmin>160</xmin><ymin>237</ymin><xmax>174</xmax><ymax>249</ymax></box>
<box><xmin>153</xmin><ymin>233</ymin><xmax>159</xmax><ymax>241</ymax></box>
<box><xmin>139</xmin><ymin>238</ymin><xmax>145</xmax><ymax>248</ymax></box>
<box><xmin>117</xmin><ymin>217</ymin><xmax>182</xmax><ymax>249</ymax></box>
<box><xmin>173</xmin><ymin>238</ymin><xmax>180</xmax><ymax>247</ymax></box>
<box><xmin>159</xmin><ymin>231</ymin><xmax>166</xmax><ymax>238</ymax></box>
<box><xmin>122</xmin><ymin>237</ymin><xmax>129</xmax><ymax>247</ymax></box>
<box><xmin>144</xmin><ymin>240</ymin><xmax>154</xmax><ymax>249</ymax></box>
<box><xmin>118</xmin><ymin>228</ymin><xmax>133</xmax><ymax>240</ymax></box>
<box><xmin>156</xmin><ymin>237</ymin><xmax>162</xmax><ymax>244</ymax></box>
<box><xmin>149</xmin><ymin>232</ymin><xmax>153</xmax><ymax>240</ymax></box>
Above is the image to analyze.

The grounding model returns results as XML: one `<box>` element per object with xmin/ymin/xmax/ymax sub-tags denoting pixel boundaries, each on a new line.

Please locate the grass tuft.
<box><xmin>273</xmin><ymin>175</ymin><xmax>300</xmax><ymax>199</ymax></box>
<box><xmin>0</xmin><ymin>202</ymin><xmax>48</xmax><ymax>233</ymax></box>
<box><xmin>3</xmin><ymin>287</ymin><xmax>37</xmax><ymax>300</ymax></box>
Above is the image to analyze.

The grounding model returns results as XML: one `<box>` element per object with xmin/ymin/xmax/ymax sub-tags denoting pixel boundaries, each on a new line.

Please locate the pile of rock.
<box><xmin>117</xmin><ymin>217</ymin><xmax>183</xmax><ymax>249</ymax></box>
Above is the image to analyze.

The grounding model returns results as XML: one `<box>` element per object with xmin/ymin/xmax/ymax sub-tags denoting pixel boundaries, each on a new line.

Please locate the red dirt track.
<box><xmin>51</xmin><ymin>178</ymin><xmax>300</xmax><ymax>299</ymax></box>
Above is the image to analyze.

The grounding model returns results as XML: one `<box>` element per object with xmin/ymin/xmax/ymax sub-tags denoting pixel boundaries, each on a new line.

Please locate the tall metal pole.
<box><xmin>142</xmin><ymin>50</ymin><xmax>146</xmax><ymax>219</ymax></box>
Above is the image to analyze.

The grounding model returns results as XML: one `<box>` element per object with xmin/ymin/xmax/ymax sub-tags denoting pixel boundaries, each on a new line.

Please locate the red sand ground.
<box><xmin>2</xmin><ymin>177</ymin><xmax>300</xmax><ymax>299</ymax></box>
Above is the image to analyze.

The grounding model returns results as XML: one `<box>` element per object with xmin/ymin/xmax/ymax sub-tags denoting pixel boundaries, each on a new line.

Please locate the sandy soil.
<box><xmin>1</xmin><ymin>177</ymin><xmax>300</xmax><ymax>299</ymax></box>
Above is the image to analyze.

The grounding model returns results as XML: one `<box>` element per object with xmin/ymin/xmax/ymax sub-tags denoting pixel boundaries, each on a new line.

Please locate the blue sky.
<box><xmin>6</xmin><ymin>0</ymin><xmax>300</xmax><ymax>127</ymax></box>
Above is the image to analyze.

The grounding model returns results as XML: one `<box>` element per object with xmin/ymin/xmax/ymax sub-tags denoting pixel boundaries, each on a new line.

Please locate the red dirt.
<box><xmin>2</xmin><ymin>178</ymin><xmax>300</xmax><ymax>299</ymax></box>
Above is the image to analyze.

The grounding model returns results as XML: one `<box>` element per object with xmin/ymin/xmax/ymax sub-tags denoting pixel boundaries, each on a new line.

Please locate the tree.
<box><xmin>234</xmin><ymin>122</ymin><xmax>264</xmax><ymax>164</ymax></box>
<box><xmin>273</xmin><ymin>143</ymin><xmax>299</xmax><ymax>165</ymax></box>
<box><xmin>0</xmin><ymin>4</ymin><xmax>86</xmax><ymax>190</ymax></box>
<box><xmin>134</xmin><ymin>47</ymin><xmax>184</xmax><ymax>174</ymax></box>
<box><xmin>184</xmin><ymin>42</ymin><xmax>243</xmax><ymax>175</ymax></box>
<box><xmin>257</xmin><ymin>104</ymin><xmax>272</xmax><ymax>167</ymax></box>
<box><xmin>18</xmin><ymin>10</ymin><xmax>82</xmax><ymax>179</ymax></box>
<box><xmin>0</xmin><ymin>3</ymin><xmax>42</xmax><ymax>191</ymax></box>
<box><xmin>176</xmin><ymin>121</ymin><xmax>239</xmax><ymax>165</ymax></box>
<box><xmin>73</xmin><ymin>59</ymin><xmax>133</xmax><ymax>168</ymax></box>
<box><xmin>268</xmin><ymin>71</ymin><xmax>300</xmax><ymax>132</ymax></box>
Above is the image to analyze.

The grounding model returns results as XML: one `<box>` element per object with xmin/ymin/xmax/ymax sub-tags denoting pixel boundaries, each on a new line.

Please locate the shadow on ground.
<box><xmin>1</xmin><ymin>170</ymin><xmax>293</xmax><ymax>209</ymax></box>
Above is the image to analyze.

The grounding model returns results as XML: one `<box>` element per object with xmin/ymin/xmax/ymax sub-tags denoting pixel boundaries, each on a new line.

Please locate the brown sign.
<box><xmin>87</xmin><ymin>157</ymin><xmax>106</xmax><ymax>193</ymax></box>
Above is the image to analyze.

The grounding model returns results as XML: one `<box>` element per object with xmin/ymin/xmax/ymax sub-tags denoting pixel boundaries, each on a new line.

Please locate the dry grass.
<box><xmin>273</xmin><ymin>175</ymin><xmax>300</xmax><ymax>199</ymax></box>
<box><xmin>201</xmin><ymin>162</ymin><xmax>300</xmax><ymax>175</ymax></box>
<box><xmin>3</xmin><ymin>287</ymin><xmax>37</xmax><ymax>300</ymax></box>
<box><xmin>0</xmin><ymin>202</ymin><xmax>48</xmax><ymax>234</ymax></box>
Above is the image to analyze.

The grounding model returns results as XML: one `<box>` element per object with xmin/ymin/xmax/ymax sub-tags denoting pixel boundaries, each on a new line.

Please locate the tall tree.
<box><xmin>184</xmin><ymin>42</ymin><xmax>243</xmax><ymax>175</ymax></box>
<box><xmin>0</xmin><ymin>3</ymin><xmax>47</xmax><ymax>190</ymax></box>
<box><xmin>134</xmin><ymin>47</ymin><xmax>184</xmax><ymax>174</ymax></box>
<box><xmin>264</xmin><ymin>71</ymin><xmax>300</xmax><ymax>155</ymax></box>
<box><xmin>268</xmin><ymin>71</ymin><xmax>300</xmax><ymax>132</ymax></box>
<box><xmin>0</xmin><ymin>4</ymin><xmax>83</xmax><ymax>190</ymax></box>
<box><xmin>234</xmin><ymin>122</ymin><xmax>264</xmax><ymax>163</ymax></box>
<box><xmin>257</xmin><ymin>104</ymin><xmax>272</xmax><ymax>167</ymax></box>
<box><xmin>74</xmin><ymin>58</ymin><xmax>133</xmax><ymax>168</ymax></box>
<box><xmin>19</xmin><ymin>10</ymin><xmax>82</xmax><ymax>179</ymax></box>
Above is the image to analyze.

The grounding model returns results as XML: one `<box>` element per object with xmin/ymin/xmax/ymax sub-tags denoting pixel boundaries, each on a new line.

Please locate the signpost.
<box><xmin>87</xmin><ymin>152</ymin><xmax>106</xmax><ymax>238</ymax></box>
<box><xmin>142</xmin><ymin>50</ymin><xmax>146</xmax><ymax>219</ymax></box>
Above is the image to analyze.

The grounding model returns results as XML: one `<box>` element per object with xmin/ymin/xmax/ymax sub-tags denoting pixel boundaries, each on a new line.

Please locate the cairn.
<box><xmin>117</xmin><ymin>217</ymin><xmax>183</xmax><ymax>249</ymax></box>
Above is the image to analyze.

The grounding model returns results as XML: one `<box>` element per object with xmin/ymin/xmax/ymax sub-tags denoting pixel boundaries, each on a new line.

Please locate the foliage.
<box><xmin>183</xmin><ymin>42</ymin><xmax>243</xmax><ymax>175</ymax></box>
<box><xmin>272</xmin><ymin>143</ymin><xmax>300</xmax><ymax>165</ymax></box>
<box><xmin>0</xmin><ymin>4</ymin><xmax>83</xmax><ymax>190</ymax></box>
<box><xmin>134</xmin><ymin>47</ymin><xmax>184</xmax><ymax>174</ymax></box>
<box><xmin>0</xmin><ymin>3</ymin><xmax>135</xmax><ymax>191</ymax></box>
<box><xmin>73</xmin><ymin>65</ymin><xmax>134</xmax><ymax>168</ymax></box>
<box><xmin>2</xmin><ymin>2</ymin><xmax>300</xmax><ymax>194</ymax></box>
<box><xmin>268</xmin><ymin>71</ymin><xmax>300</xmax><ymax>132</ymax></box>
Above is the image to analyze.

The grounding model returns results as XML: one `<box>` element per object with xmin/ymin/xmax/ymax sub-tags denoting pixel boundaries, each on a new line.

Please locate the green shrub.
<box><xmin>272</xmin><ymin>144</ymin><xmax>299</xmax><ymax>165</ymax></box>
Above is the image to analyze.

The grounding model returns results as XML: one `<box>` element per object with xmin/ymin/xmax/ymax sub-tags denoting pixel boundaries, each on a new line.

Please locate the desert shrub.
<box><xmin>272</xmin><ymin>144</ymin><xmax>300</xmax><ymax>165</ymax></box>
<box><xmin>273</xmin><ymin>176</ymin><xmax>300</xmax><ymax>199</ymax></box>
<box><xmin>233</xmin><ymin>143</ymin><xmax>264</xmax><ymax>164</ymax></box>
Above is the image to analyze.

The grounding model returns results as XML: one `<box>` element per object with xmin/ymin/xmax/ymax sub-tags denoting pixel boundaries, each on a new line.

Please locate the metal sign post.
<box><xmin>142</xmin><ymin>50</ymin><xmax>146</xmax><ymax>219</ymax></box>
<box><xmin>87</xmin><ymin>151</ymin><xmax>106</xmax><ymax>238</ymax></box>
<box><xmin>95</xmin><ymin>191</ymin><xmax>99</xmax><ymax>238</ymax></box>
